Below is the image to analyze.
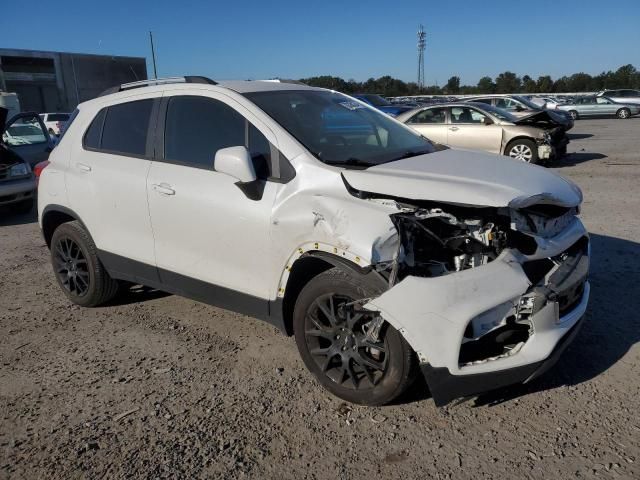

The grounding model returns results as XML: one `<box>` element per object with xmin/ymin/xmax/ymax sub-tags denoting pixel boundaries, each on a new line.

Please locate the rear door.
<box><xmin>447</xmin><ymin>106</ymin><xmax>502</xmax><ymax>154</ymax></box>
<box><xmin>146</xmin><ymin>92</ymin><xmax>280</xmax><ymax>313</ymax></box>
<box><xmin>65</xmin><ymin>94</ymin><xmax>159</xmax><ymax>275</ymax></box>
<box><xmin>404</xmin><ymin>107</ymin><xmax>448</xmax><ymax>144</ymax></box>
<box><xmin>2</xmin><ymin>113</ymin><xmax>53</xmax><ymax>167</ymax></box>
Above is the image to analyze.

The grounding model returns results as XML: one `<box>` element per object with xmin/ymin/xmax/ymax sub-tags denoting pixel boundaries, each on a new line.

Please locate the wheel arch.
<box><xmin>502</xmin><ymin>135</ymin><xmax>536</xmax><ymax>155</ymax></box>
<box><xmin>278</xmin><ymin>250</ymin><xmax>387</xmax><ymax>336</ymax></box>
<box><xmin>41</xmin><ymin>205</ymin><xmax>92</xmax><ymax>248</ymax></box>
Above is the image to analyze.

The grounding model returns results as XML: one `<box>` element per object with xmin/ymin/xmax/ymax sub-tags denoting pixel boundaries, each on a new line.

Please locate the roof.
<box><xmin>217</xmin><ymin>80</ymin><xmax>322</xmax><ymax>93</ymax></box>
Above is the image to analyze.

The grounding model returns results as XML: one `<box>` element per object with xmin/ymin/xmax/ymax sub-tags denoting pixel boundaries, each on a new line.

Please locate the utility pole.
<box><xmin>149</xmin><ymin>31</ymin><xmax>158</xmax><ymax>79</ymax></box>
<box><xmin>417</xmin><ymin>25</ymin><xmax>426</xmax><ymax>90</ymax></box>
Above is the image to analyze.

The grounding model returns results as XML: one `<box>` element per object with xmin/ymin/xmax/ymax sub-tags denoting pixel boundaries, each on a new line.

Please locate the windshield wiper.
<box><xmin>324</xmin><ymin>158</ymin><xmax>375</xmax><ymax>168</ymax></box>
<box><xmin>388</xmin><ymin>149</ymin><xmax>433</xmax><ymax>162</ymax></box>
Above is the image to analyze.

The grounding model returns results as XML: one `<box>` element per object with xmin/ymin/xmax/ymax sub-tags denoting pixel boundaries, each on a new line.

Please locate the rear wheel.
<box><xmin>506</xmin><ymin>139</ymin><xmax>538</xmax><ymax>164</ymax></box>
<box><xmin>568</xmin><ymin>110</ymin><xmax>579</xmax><ymax>120</ymax></box>
<box><xmin>50</xmin><ymin>221</ymin><xmax>119</xmax><ymax>307</ymax></box>
<box><xmin>617</xmin><ymin>108</ymin><xmax>630</xmax><ymax>119</ymax></box>
<box><xmin>293</xmin><ymin>268</ymin><xmax>417</xmax><ymax>405</ymax></box>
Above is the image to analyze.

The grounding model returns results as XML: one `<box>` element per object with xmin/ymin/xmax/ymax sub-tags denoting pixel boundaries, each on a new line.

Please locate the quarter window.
<box><xmin>83</xmin><ymin>109</ymin><xmax>106</xmax><ymax>150</ymax></box>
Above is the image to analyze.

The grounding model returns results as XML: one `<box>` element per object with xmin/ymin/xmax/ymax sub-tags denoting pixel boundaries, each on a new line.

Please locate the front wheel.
<box><xmin>506</xmin><ymin>139</ymin><xmax>538</xmax><ymax>164</ymax></box>
<box><xmin>617</xmin><ymin>108</ymin><xmax>630</xmax><ymax>119</ymax></box>
<box><xmin>293</xmin><ymin>268</ymin><xmax>417</xmax><ymax>405</ymax></box>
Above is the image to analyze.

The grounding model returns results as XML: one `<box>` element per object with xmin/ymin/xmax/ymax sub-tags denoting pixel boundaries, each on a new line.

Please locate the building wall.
<box><xmin>0</xmin><ymin>48</ymin><xmax>147</xmax><ymax>113</ymax></box>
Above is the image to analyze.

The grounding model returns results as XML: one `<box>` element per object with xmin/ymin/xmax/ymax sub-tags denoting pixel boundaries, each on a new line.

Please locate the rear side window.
<box><xmin>101</xmin><ymin>99</ymin><xmax>154</xmax><ymax>156</ymax></box>
<box><xmin>82</xmin><ymin>100</ymin><xmax>153</xmax><ymax>156</ymax></box>
<box><xmin>164</xmin><ymin>95</ymin><xmax>272</xmax><ymax>177</ymax></box>
<box><xmin>409</xmin><ymin>107</ymin><xmax>446</xmax><ymax>124</ymax></box>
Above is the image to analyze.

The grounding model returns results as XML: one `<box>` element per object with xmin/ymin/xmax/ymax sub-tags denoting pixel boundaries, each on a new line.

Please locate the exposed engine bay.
<box><xmin>368</xmin><ymin>199</ymin><xmax>587</xmax><ymax>370</ymax></box>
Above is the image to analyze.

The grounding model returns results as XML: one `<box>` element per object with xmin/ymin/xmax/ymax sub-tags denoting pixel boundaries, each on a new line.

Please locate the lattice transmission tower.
<box><xmin>417</xmin><ymin>25</ymin><xmax>426</xmax><ymax>89</ymax></box>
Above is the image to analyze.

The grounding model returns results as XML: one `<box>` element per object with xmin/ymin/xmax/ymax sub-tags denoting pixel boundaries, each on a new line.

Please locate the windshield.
<box><xmin>470</xmin><ymin>103</ymin><xmax>518</xmax><ymax>122</ymax></box>
<box><xmin>360</xmin><ymin>94</ymin><xmax>391</xmax><ymax>107</ymax></box>
<box><xmin>512</xmin><ymin>95</ymin><xmax>542</xmax><ymax>110</ymax></box>
<box><xmin>244</xmin><ymin>90</ymin><xmax>434</xmax><ymax>167</ymax></box>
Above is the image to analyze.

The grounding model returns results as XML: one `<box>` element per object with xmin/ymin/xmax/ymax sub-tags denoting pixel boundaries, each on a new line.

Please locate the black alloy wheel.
<box><xmin>53</xmin><ymin>236</ymin><xmax>90</xmax><ymax>296</ymax></box>
<box><xmin>304</xmin><ymin>293</ymin><xmax>388</xmax><ymax>389</ymax></box>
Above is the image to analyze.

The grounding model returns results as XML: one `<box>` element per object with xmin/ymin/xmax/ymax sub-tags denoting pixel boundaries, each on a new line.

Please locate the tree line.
<box><xmin>299</xmin><ymin>64</ymin><xmax>639</xmax><ymax>96</ymax></box>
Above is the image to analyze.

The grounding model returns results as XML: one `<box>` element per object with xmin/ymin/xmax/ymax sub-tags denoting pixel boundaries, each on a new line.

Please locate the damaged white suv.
<box><xmin>39</xmin><ymin>77</ymin><xmax>590</xmax><ymax>406</ymax></box>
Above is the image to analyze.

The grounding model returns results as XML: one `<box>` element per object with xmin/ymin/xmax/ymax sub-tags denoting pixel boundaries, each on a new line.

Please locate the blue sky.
<box><xmin>1</xmin><ymin>0</ymin><xmax>639</xmax><ymax>85</ymax></box>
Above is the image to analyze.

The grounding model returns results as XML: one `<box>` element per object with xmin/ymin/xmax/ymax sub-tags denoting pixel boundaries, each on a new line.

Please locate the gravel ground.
<box><xmin>1</xmin><ymin>118</ymin><xmax>639</xmax><ymax>479</ymax></box>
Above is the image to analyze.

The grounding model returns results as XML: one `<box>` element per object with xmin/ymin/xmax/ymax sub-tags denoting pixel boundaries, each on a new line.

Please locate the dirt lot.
<box><xmin>1</xmin><ymin>118</ymin><xmax>639</xmax><ymax>479</ymax></box>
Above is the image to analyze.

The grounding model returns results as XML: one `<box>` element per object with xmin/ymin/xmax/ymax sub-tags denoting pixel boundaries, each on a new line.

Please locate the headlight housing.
<box><xmin>9</xmin><ymin>163</ymin><xmax>30</xmax><ymax>178</ymax></box>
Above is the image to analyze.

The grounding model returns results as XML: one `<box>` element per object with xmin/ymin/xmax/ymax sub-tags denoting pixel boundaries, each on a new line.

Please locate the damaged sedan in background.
<box><xmin>39</xmin><ymin>81</ymin><xmax>590</xmax><ymax>407</ymax></box>
<box><xmin>397</xmin><ymin>102</ymin><xmax>570</xmax><ymax>164</ymax></box>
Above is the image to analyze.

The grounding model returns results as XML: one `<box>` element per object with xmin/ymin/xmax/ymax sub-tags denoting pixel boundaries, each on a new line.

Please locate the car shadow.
<box><xmin>105</xmin><ymin>284</ymin><xmax>171</xmax><ymax>307</ymax></box>
<box><xmin>556</xmin><ymin>152</ymin><xmax>607</xmax><ymax>166</ymax></box>
<box><xmin>567</xmin><ymin>133</ymin><xmax>594</xmax><ymax>140</ymax></box>
<box><xmin>395</xmin><ymin>233</ymin><xmax>639</xmax><ymax>408</ymax></box>
<box><xmin>0</xmin><ymin>206</ymin><xmax>37</xmax><ymax>227</ymax></box>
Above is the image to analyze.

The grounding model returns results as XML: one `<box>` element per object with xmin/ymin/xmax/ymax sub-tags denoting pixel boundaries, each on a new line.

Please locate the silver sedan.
<box><xmin>557</xmin><ymin>96</ymin><xmax>640</xmax><ymax>119</ymax></box>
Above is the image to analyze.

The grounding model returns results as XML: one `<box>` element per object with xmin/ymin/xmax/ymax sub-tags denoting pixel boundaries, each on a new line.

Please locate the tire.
<box><xmin>568</xmin><ymin>110</ymin><xmax>579</xmax><ymax>120</ymax></box>
<box><xmin>616</xmin><ymin>108</ymin><xmax>630</xmax><ymax>119</ymax></box>
<box><xmin>293</xmin><ymin>267</ymin><xmax>417</xmax><ymax>405</ymax></box>
<box><xmin>50</xmin><ymin>221</ymin><xmax>119</xmax><ymax>307</ymax></box>
<box><xmin>11</xmin><ymin>198</ymin><xmax>34</xmax><ymax>214</ymax></box>
<box><xmin>506</xmin><ymin>139</ymin><xmax>538</xmax><ymax>164</ymax></box>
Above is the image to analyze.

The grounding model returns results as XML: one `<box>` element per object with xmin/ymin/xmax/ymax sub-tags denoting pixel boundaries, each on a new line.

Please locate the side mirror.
<box><xmin>483</xmin><ymin>117</ymin><xmax>493</xmax><ymax>125</ymax></box>
<box><xmin>214</xmin><ymin>146</ymin><xmax>256</xmax><ymax>184</ymax></box>
<box><xmin>515</xmin><ymin>105</ymin><xmax>525</xmax><ymax>112</ymax></box>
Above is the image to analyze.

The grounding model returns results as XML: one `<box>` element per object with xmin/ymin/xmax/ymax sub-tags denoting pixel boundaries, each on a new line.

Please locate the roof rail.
<box><xmin>98</xmin><ymin>76</ymin><xmax>217</xmax><ymax>97</ymax></box>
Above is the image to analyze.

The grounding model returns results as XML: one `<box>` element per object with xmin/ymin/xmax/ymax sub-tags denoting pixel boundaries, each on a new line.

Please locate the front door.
<box><xmin>447</xmin><ymin>106</ymin><xmax>503</xmax><ymax>154</ymax></box>
<box><xmin>146</xmin><ymin>93</ymin><xmax>279</xmax><ymax>315</ymax></box>
<box><xmin>2</xmin><ymin>113</ymin><xmax>53</xmax><ymax>167</ymax></box>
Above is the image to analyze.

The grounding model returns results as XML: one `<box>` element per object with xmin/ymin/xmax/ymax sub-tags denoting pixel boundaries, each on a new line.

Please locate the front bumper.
<box><xmin>421</xmin><ymin>289</ymin><xmax>587</xmax><ymax>406</ymax></box>
<box><xmin>364</xmin><ymin>218</ymin><xmax>589</xmax><ymax>406</ymax></box>
<box><xmin>0</xmin><ymin>177</ymin><xmax>36</xmax><ymax>206</ymax></box>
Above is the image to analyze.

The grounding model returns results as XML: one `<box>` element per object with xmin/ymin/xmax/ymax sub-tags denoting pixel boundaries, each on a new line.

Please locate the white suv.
<box><xmin>38</xmin><ymin>77</ymin><xmax>590</xmax><ymax>406</ymax></box>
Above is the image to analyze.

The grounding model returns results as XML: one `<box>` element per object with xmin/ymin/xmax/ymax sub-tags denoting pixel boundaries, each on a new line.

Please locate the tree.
<box><xmin>522</xmin><ymin>75</ymin><xmax>537</xmax><ymax>93</ymax></box>
<box><xmin>299</xmin><ymin>64</ymin><xmax>637</xmax><ymax>96</ymax></box>
<box><xmin>495</xmin><ymin>71</ymin><xmax>521</xmax><ymax>93</ymax></box>
<box><xmin>536</xmin><ymin>75</ymin><xmax>553</xmax><ymax>93</ymax></box>
<box><xmin>445</xmin><ymin>76</ymin><xmax>460</xmax><ymax>94</ymax></box>
<box><xmin>477</xmin><ymin>76</ymin><xmax>495</xmax><ymax>93</ymax></box>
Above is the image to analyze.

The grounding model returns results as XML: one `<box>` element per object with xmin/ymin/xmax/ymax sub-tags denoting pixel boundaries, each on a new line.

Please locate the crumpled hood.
<box><xmin>514</xmin><ymin>109</ymin><xmax>568</xmax><ymax>127</ymax></box>
<box><xmin>342</xmin><ymin>149</ymin><xmax>583</xmax><ymax>208</ymax></box>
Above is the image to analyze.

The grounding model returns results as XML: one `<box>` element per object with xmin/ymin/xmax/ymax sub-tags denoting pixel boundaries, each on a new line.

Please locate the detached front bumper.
<box><xmin>364</xmin><ymin>219</ymin><xmax>589</xmax><ymax>406</ymax></box>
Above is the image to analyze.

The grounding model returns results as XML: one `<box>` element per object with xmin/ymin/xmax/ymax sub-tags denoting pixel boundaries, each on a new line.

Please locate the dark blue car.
<box><xmin>352</xmin><ymin>94</ymin><xmax>415</xmax><ymax>117</ymax></box>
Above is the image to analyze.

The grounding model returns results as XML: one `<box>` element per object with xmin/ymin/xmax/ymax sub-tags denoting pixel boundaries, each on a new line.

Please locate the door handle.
<box><xmin>152</xmin><ymin>183</ymin><xmax>175</xmax><ymax>196</ymax></box>
<box><xmin>449</xmin><ymin>126</ymin><xmax>459</xmax><ymax>131</ymax></box>
<box><xmin>76</xmin><ymin>162</ymin><xmax>91</xmax><ymax>172</ymax></box>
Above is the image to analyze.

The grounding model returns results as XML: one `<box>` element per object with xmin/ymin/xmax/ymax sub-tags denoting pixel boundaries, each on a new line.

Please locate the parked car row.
<box><xmin>37</xmin><ymin>77</ymin><xmax>590</xmax><ymax>408</ymax></box>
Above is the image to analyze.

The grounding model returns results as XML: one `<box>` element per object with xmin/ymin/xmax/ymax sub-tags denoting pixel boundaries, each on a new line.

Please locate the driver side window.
<box><xmin>164</xmin><ymin>96</ymin><xmax>272</xmax><ymax>178</ymax></box>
